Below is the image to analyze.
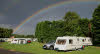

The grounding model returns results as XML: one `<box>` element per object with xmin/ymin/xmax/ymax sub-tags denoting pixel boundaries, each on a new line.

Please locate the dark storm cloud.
<box><xmin>0</xmin><ymin>0</ymin><xmax>67</xmax><ymax>25</ymax></box>
<box><xmin>0</xmin><ymin>0</ymin><xmax>100</xmax><ymax>35</ymax></box>
<box><xmin>15</xmin><ymin>1</ymin><xmax>100</xmax><ymax>35</ymax></box>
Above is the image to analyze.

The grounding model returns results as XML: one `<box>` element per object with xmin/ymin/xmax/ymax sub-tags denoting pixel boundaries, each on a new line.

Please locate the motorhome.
<box><xmin>54</xmin><ymin>36</ymin><xmax>92</xmax><ymax>51</ymax></box>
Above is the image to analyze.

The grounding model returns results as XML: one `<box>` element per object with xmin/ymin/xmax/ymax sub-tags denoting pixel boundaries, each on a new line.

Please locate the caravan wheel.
<box><xmin>74</xmin><ymin>47</ymin><xmax>77</xmax><ymax>51</ymax></box>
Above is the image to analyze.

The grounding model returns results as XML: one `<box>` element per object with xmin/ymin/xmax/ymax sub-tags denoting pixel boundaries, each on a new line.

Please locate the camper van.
<box><xmin>54</xmin><ymin>36</ymin><xmax>92</xmax><ymax>51</ymax></box>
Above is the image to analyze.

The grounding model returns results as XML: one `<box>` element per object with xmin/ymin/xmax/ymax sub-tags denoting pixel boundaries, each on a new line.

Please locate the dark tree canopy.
<box><xmin>78</xmin><ymin>18</ymin><xmax>90</xmax><ymax>37</ymax></box>
<box><xmin>0</xmin><ymin>27</ymin><xmax>13</xmax><ymax>38</ymax></box>
<box><xmin>92</xmin><ymin>5</ymin><xmax>100</xmax><ymax>44</ymax></box>
<box><xmin>12</xmin><ymin>34</ymin><xmax>35</xmax><ymax>38</ymax></box>
<box><xmin>63</xmin><ymin>11</ymin><xmax>80</xmax><ymax>24</ymax></box>
<box><xmin>63</xmin><ymin>11</ymin><xmax>80</xmax><ymax>36</ymax></box>
<box><xmin>35</xmin><ymin>20</ymin><xmax>65</xmax><ymax>43</ymax></box>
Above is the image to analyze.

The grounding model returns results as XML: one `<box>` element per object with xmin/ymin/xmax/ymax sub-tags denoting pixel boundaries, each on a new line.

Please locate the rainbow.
<box><xmin>13</xmin><ymin>0</ymin><xmax>97</xmax><ymax>34</ymax></box>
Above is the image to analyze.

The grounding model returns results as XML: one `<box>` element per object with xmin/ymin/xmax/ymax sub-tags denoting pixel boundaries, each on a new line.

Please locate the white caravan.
<box><xmin>11</xmin><ymin>39</ymin><xmax>27</xmax><ymax>44</ymax></box>
<box><xmin>79</xmin><ymin>37</ymin><xmax>92</xmax><ymax>46</ymax></box>
<box><xmin>11</xmin><ymin>38</ymin><xmax>32</xmax><ymax>44</ymax></box>
<box><xmin>54</xmin><ymin>36</ymin><xmax>92</xmax><ymax>51</ymax></box>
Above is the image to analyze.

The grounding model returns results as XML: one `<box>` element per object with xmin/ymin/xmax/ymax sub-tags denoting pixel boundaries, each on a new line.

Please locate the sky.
<box><xmin>0</xmin><ymin>0</ymin><xmax>100</xmax><ymax>35</ymax></box>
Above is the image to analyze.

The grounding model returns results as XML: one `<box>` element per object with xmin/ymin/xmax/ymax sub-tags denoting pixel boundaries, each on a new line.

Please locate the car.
<box><xmin>43</xmin><ymin>40</ymin><xmax>55</xmax><ymax>50</ymax></box>
<box><xmin>27</xmin><ymin>40</ymin><xmax>31</xmax><ymax>43</ymax></box>
<box><xmin>0</xmin><ymin>39</ymin><xmax>5</xmax><ymax>42</ymax></box>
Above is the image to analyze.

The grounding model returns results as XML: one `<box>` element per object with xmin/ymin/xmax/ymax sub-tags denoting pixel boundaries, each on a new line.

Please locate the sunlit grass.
<box><xmin>0</xmin><ymin>42</ymin><xmax>100</xmax><ymax>54</ymax></box>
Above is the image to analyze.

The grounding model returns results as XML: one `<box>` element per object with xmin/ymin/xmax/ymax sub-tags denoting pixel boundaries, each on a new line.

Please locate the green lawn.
<box><xmin>0</xmin><ymin>42</ymin><xmax>100</xmax><ymax>54</ymax></box>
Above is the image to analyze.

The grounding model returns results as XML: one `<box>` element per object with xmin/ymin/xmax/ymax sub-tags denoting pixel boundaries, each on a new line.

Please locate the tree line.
<box><xmin>35</xmin><ymin>5</ymin><xmax>100</xmax><ymax>45</ymax></box>
<box><xmin>0</xmin><ymin>27</ymin><xmax>13</xmax><ymax>38</ymax></box>
<box><xmin>12</xmin><ymin>34</ymin><xmax>35</xmax><ymax>38</ymax></box>
<box><xmin>35</xmin><ymin>12</ymin><xmax>90</xmax><ymax>43</ymax></box>
<box><xmin>0</xmin><ymin>28</ymin><xmax>35</xmax><ymax>38</ymax></box>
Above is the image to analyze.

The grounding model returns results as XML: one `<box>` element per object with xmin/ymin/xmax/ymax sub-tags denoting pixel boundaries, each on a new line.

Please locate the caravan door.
<box><xmin>67</xmin><ymin>39</ymin><xmax>76</xmax><ymax>50</ymax></box>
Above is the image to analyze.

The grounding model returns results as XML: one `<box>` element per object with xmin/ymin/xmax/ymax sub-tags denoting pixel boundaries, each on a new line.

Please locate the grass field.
<box><xmin>0</xmin><ymin>42</ymin><xmax>100</xmax><ymax>54</ymax></box>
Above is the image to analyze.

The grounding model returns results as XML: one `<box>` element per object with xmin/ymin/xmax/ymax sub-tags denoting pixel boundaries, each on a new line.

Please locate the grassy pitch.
<box><xmin>0</xmin><ymin>42</ymin><xmax>100</xmax><ymax>54</ymax></box>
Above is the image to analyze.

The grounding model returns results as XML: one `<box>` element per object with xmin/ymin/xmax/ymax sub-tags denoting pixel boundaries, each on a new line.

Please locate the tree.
<box><xmin>0</xmin><ymin>27</ymin><xmax>13</xmax><ymax>38</ymax></box>
<box><xmin>35</xmin><ymin>20</ymin><xmax>65</xmax><ymax>43</ymax></box>
<box><xmin>35</xmin><ymin>21</ymin><xmax>52</xmax><ymax>42</ymax></box>
<box><xmin>63</xmin><ymin>11</ymin><xmax>80</xmax><ymax>36</ymax></box>
<box><xmin>78</xmin><ymin>18</ymin><xmax>90</xmax><ymax>37</ymax></box>
<box><xmin>63</xmin><ymin>11</ymin><xmax>80</xmax><ymax>24</ymax></box>
<box><xmin>50</xmin><ymin>20</ymin><xmax>65</xmax><ymax>40</ymax></box>
<box><xmin>92</xmin><ymin>5</ymin><xmax>100</xmax><ymax>44</ymax></box>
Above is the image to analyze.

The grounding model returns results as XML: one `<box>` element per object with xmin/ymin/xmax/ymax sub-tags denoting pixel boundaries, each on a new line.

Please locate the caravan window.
<box><xmin>85</xmin><ymin>39</ymin><xmax>86</xmax><ymax>41</ymax></box>
<box><xmin>56</xmin><ymin>39</ymin><xmax>66</xmax><ymax>45</ymax></box>
<box><xmin>77</xmin><ymin>38</ymin><xmax>79</xmax><ymax>41</ymax></box>
<box><xmin>14</xmin><ymin>40</ymin><xmax>17</xmax><ymax>41</ymax></box>
<box><xmin>82</xmin><ymin>39</ymin><xmax>85</xmax><ymax>42</ymax></box>
<box><xmin>69</xmin><ymin>39</ymin><xmax>73</xmax><ymax>44</ymax></box>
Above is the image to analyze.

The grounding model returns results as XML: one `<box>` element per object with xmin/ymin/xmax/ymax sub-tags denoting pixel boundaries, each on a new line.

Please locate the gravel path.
<box><xmin>0</xmin><ymin>48</ymin><xmax>32</xmax><ymax>54</ymax></box>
